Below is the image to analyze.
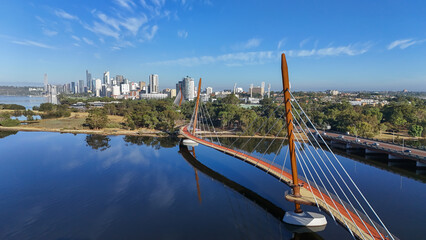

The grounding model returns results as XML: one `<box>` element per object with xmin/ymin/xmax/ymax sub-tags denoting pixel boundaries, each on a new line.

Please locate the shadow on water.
<box><xmin>178</xmin><ymin>142</ymin><xmax>324</xmax><ymax>240</ymax></box>
<box><xmin>123</xmin><ymin>135</ymin><xmax>180</xmax><ymax>149</ymax></box>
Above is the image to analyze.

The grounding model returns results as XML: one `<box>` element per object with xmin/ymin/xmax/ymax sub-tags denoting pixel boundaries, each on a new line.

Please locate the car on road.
<box><xmin>355</xmin><ymin>139</ymin><xmax>361</xmax><ymax>142</ymax></box>
<box><xmin>338</xmin><ymin>135</ymin><xmax>344</xmax><ymax>139</ymax></box>
<box><xmin>404</xmin><ymin>149</ymin><xmax>412</xmax><ymax>153</ymax></box>
<box><xmin>372</xmin><ymin>143</ymin><xmax>380</xmax><ymax>146</ymax></box>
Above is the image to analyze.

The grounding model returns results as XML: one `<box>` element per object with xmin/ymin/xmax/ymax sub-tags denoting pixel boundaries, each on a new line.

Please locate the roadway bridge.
<box><xmin>316</xmin><ymin>131</ymin><xmax>426</xmax><ymax>167</ymax></box>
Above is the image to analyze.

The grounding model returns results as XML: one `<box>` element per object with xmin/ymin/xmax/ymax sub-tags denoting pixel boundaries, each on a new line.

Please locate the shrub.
<box><xmin>0</xmin><ymin>118</ymin><xmax>20</xmax><ymax>127</ymax></box>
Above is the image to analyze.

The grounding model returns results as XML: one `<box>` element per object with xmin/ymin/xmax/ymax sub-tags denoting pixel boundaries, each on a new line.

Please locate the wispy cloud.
<box><xmin>114</xmin><ymin>0</ymin><xmax>136</xmax><ymax>11</ymax></box>
<box><xmin>233</xmin><ymin>38</ymin><xmax>262</xmax><ymax>50</ymax></box>
<box><xmin>54</xmin><ymin>9</ymin><xmax>78</xmax><ymax>21</ymax></box>
<box><xmin>277</xmin><ymin>38</ymin><xmax>286</xmax><ymax>50</ymax></box>
<box><xmin>147</xmin><ymin>51</ymin><xmax>276</xmax><ymax>67</ymax></box>
<box><xmin>11</xmin><ymin>40</ymin><xmax>55</xmax><ymax>49</ymax></box>
<box><xmin>42</xmin><ymin>28</ymin><xmax>58</xmax><ymax>37</ymax></box>
<box><xmin>387</xmin><ymin>39</ymin><xmax>425</xmax><ymax>50</ymax></box>
<box><xmin>84</xmin><ymin>21</ymin><xmax>120</xmax><ymax>39</ymax></box>
<box><xmin>71</xmin><ymin>35</ymin><xmax>81</xmax><ymax>41</ymax></box>
<box><xmin>147</xmin><ymin>43</ymin><xmax>369</xmax><ymax>67</ymax></box>
<box><xmin>288</xmin><ymin>44</ymin><xmax>370</xmax><ymax>57</ymax></box>
<box><xmin>82</xmin><ymin>37</ymin><xmax>94</xmax><ymax>45</ymax></box>
<box><xmin>177</xmin><ymin>30</ymin><xmax>188</xmax><ymax>39</ymax></box>
<box><xmin>299</xmin><ymin>38</ymin><xmax>310</xmax><ymax>48</ymax></box>
<box><xmin>142</xmin><ymin>25</ymin><xmax>158</xmax><ymax>41</ymax></box>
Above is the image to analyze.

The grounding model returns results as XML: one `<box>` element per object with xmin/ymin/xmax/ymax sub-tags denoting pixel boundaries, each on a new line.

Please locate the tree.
<box><xmin>408</xmin><ymin>124</ymin><xmax>423</xmax><ymax>137</ymax></box>
<box><xmin>85</xmin><ymin>108</ymin><xmax>108</xmax><ymax>129</ymax></box>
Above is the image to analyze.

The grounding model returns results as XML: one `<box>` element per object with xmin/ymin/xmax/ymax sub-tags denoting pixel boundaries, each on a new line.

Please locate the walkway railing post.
<box><xmin>192</xmin><ymin>78</ymin><xmax>202</xmax><ymax>135</ymax></box>
<box><xmin>281</xmin><ymin>53</ymin><xmax>302</xmax><ymax>213</ymax></box>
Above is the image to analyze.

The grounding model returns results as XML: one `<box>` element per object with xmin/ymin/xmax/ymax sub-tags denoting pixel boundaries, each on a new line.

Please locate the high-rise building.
<box><xmin>103</xmin><ymin>71</ymin><xmax>110</xmax><ymax>85</ymax></box>
<box><xmin>86</xmin><ymin>70</ymin><xmax>91</xmax><ymax>90</ymax></box>
<box><xmin>149</xmin><ymin>74</ymin><xmax>159</xmax><ymax>93</ymax></box>
<box><xmin>116</xmin><ymin>75</ymin><xmax>124</xmax><ymax>84</ymax></box>
<box><xmin>71</xmin><ymin>82</ymin><xmax>76</xmax><ymax>94</ymax></box>
<box><xmin>44</xmin><ymin>73</ymin><xmax>48</xmax><ymax>93</ymax></box>
<box><xmin>79</xmin><ymin>80</ymin><xmax>85</xmax><ymax>93</ymax></box>
<box><xmin>206</xmin><ymin>87</ymin><xmax>213</xmax><ymax>96</ymax></box>
<box><xmin>176</xmin><ymin>76</ymin><xmax>195</xmax><ymax>101</ymax></box>
<box><xmin>94</xmin><ymin>79</ymin><xmax>102</xmax><ymax>97</ymax></box>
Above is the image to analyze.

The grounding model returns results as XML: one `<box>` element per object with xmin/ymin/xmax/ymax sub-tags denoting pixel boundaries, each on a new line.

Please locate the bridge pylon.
<box><xmin>280</xmin><ymin>53</ymin><xmax>327</xmax><ymax>227</ymax></box>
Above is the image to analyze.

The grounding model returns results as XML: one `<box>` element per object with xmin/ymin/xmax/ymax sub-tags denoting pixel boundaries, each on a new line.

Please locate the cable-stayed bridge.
<box><xmin>180</xmin><ymin>54</ymin><xmax>399</xmax><ymax>240</ymax></box>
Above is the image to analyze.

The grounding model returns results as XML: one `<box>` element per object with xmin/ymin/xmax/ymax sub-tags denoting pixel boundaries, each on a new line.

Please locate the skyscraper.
<box><xmin>79</xmin><ymin>80</ymin><xmax>85</xmax><ymax>93</ymax></box>
<box><xmin>206</xmin><ymin>87</ymin><xmax>213</xmax><ymax>95</ymax></box>
<box><xmin>181</xmin><ymin>76</ymin><xmax>195</xmax><ymax>101</ymax></box>
<box><xmin>86</xmin><ymin>70</ymin><xmax>92</xmax><ymax>91</ymax></box>
<box><xmin>149</xmin><ymin>74</ymin><xmax>159</xmax><ymax>93</ymax></box>
<box><xmin>44</xmin><ymin>73</ymin><xmax>48</xmax><ymax>93</ymax></box>
<box><xmin>103</xmin><ymin>71</ymin><xmax>110</xmax><ymax>85</ymax></box>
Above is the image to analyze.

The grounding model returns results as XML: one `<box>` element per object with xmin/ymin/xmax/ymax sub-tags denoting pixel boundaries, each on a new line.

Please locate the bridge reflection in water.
<box><xmin>178</xmin><ymin>143</ymin><xmax>325</xmax><ymax>240</ymax></box>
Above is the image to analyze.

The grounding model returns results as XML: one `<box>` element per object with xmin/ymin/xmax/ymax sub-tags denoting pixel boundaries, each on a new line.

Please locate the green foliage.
<box><xmin>0</xmin><ymin>118</ymin><xmax>20</xmax><ymax>127</ymax></box>
<box><xmin>220</xmin><ymin>94</ymin><xmax>240</xmax><ymax>105</ymax></box>
<box><xmin>0</xmin><ymin>104</ymin><xmax>25</xmax><ymax>110</ymax></box>
<box><xmin>39</xmin><ymin>103</ymin><xmax>71</xmax><ymax>119</ymax></box>
<box><xmin>85</xmin><ymin>108</ymin><xmax>109</xmax><ymax>129</ymax></box>
<box><xmin>408</xmin><ymin>124</ymin><xmax>423</xmax><ymax>137</ymax></box>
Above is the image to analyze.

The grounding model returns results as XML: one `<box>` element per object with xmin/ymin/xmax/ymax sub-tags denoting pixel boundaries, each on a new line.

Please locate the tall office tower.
<box><xmin>261</xmin><ymin>82</ymin><xmax>265</xmax><ymax>95</ymax></box>
<box><xmin>206</xmin><ymin>87</ymin><xmax>213</xmax><ymax>95</ymax></box>
<box><xmin>116</xmin><ymin>75</ymin><xmax>124</xmax><ymax>84</ymax></box>
<box><xmin>94</xmin><ymin>79</ymin><xmax>102</xmax><ymax>97</ymax></box>
<box><xmin>79</xmin><ymin>80</ymin><xmax>85</xmax><ymax>93</ymax></box>
<box><xmin>267</xmin><ymin>84</ymin><xmax>271</xmax><ymax>98</ymax></box>
<box><xmin>233</xmin><ymin>83</ymin><xmax>237</xmax><ymax>94</ymax></box>
<box><xmin>44</xmin><ymin>73</ymin><xmax>48</xmax><ymax>93</ymax></box>
<box><xmin>139</xmin><ymin>81</ymin><xmax>147</xmax><ymax>93</ymax></box>
<box><xmin>249</xmin><ymin>84</ymin><xmax>254</xmax><ymax>97</ymax></box>
<box><xmin>86</xmin><ymin>70</ymin><xmax>91</xmax><ymax>90</ymax></box>
<box><xmin>71</xmin><ymin>82</ymin><xmax>76</xmax><ymax>94</ymax></box>
<box><xmin>103</xmin><ymin>71</ymin><xmax>110</xmax><ymax>85</ymax></box>
<box><xmin>149</xmin><ymin>74</ymin><xmax>159</xmax><ymax>93</ymax></box>
<box><xmin>183</xmin><ymin>76</ymin><xmax>194</xmax><ymax>101</ymax></box>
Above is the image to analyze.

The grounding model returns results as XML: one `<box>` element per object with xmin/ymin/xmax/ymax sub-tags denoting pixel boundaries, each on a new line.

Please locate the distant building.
<box><xmin>44</xmin><ymin>73</ymin><xmax>48</xmax><ymax>93</ymax></box>
<box><xmin>103</xmin><ymin>71</ymin><xmax>110</xmax><ymax>85</ymax></box>
<box><xmin>79</xmin><ymin>80</ymin><xmax>84</xmax><ymax>93</ymax></box>
<box><xmin>112</xmin><ymin>85</ymin><xmax>121</xmax><ymax>98</ymax></box>
<box><xmin>86</xmin><ymin>70</ymin><xmax>91</xmax><ymax>91</ymax></box>
<box><xmin>121</xmin><ymin>82</ymin><xmax>130</xmax><ymax>95</ymax></box>
<box><xmin>326</xmin><ymin>90</ymin><xmax>339</xmax><ymax>95</ymax></box>
<box><xmin>71</xmin><ymin>82</ymin><xmax>77</xmax><ymax>94</ymax></box>
<box><xmin>149</xmin><ymin>74</ymin><xmax>159</xmax><ymax>93</ymax></box>
<box><xmin>140</xmin><ymin>93</ymin><xmax>168</xmax><ymax>99</ymax></box>
<box><xmin>249</xmin><ymin>82</ymin><xmax>265</xmax><ymax>98</ymax></box>
<box><xmin>116</xmin><ymin>75</ymin><xmax>124</xmax><ymax>84</ymax></box>
<box><xmin>206</xmin><ymin>87</ymin><xmax>213</xmax><ymax>95</ymax></box>
<box><xmin>94</xmin><ymin>79</ymin><xmax>102</xmax><ymax>97</ymax></box>
<box><xmin>176</xmin><ymin>76</ymin><xmax>195</xmax><ymax>101</ymax></box>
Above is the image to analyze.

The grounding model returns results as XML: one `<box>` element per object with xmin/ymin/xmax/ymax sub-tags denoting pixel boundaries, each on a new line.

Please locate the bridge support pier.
<box><xmin>283</xmin><ymin>211</ymin><xmax>327</xmax><ymax>227</ymax></box>
<box><xmin>416</xmin><ymin>162</ymin><xmax>426</xmax><ymax>167</ymax></box>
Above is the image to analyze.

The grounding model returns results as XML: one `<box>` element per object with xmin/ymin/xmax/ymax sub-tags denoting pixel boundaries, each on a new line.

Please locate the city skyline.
<box><xmin>0</xmin><ymin>0</ymin><xmax>425</xmax><ymax>91</ymax></box>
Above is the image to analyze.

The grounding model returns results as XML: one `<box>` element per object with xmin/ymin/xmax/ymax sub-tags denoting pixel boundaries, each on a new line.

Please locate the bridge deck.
<box><xmin>181</xmin><ymin>126</ymin><xmax>390</xmax><ymax>240</ymax></box>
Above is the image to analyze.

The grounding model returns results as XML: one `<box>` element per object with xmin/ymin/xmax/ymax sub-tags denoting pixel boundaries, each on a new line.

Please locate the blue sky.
<box><xmin>0</xmin><ymin>0</ymin><xmax>425</xmax><ymax>91</ymax></box>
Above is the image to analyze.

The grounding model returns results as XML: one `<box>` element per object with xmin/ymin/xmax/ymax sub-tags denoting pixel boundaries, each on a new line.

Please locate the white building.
<box><xmin>140</xmin><ymin>93</ymin><xmax>168</xmax><ymax>99</ymax></box>
<box><xmin>149</xmin><ymin>74</ymin><xmax>159</xmax><ymax>93</ymax></box>
<box><xmin>206</xmin><ymin>87</ymin><xmax>213</xmax><ymax>95</ymax></box>
<box><xmin>94</xmin><ymin>78</ymin><xmax>102</xmax><ymax>97</ymax></box>
<box><xmin>112</xmin><ymin>85</ymin><xmax>121</xmax><ymax>97</ymax></box>
<box><xmin>121</xmin><ymin>82</ymin><xmax>130</xmax><ymax>95</ymax></box>
<box><xmin>103</xmin><ymin>71</ymin><xmax>110</xmax><ymax>85</ymax></box>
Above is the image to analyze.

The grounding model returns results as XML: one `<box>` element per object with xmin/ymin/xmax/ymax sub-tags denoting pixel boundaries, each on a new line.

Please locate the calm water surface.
<box><xmin>0</xmin><ymin>131</ymin><xmax>424</xmax><ymax>240</ymax></box>
<box><xmin>0</xmin><ymin>95</ymin><xmax>46</xmax><ymax>109</ymax></box>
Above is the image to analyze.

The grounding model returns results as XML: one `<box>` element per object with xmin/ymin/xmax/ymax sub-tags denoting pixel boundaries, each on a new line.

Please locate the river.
<box><xmin>0</xmin><ymin>95</ymin><xmax>46</xmax><ymax>109</ymax></box>
<box><xmin>0</xmin><ymin>131</ymin><xmax>424</xmax><ymax>239</ymax></box>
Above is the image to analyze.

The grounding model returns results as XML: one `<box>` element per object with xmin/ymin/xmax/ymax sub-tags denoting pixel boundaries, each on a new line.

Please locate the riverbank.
<box><xmin>0</xmin><ymin>111</ymin><xmax>168</xmax><ymax>137</ymax></box>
